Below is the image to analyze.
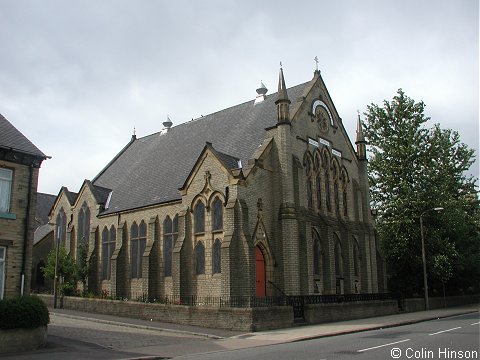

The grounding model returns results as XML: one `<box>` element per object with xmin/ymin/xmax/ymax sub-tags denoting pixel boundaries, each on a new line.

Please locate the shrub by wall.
<box><xmin>0</xmin><ymin>295</ymin><xmax>50</xmax><ymax>330</ymax></box>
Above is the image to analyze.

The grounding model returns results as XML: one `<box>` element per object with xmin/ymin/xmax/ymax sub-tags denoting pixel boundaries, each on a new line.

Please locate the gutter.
<box><xmin>21</xmin><ymin>164</ymin><xmax>33</xmax><ymax>295</ymax></box>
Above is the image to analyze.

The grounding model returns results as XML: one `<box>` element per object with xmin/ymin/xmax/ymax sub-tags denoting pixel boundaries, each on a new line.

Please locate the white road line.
<box><xmin>471</xmin><ymin>322</ymin><xmax>480</xmax><ymax>325</ymax></box>
<box><xmin>429</xmin><ymin>326</ymin><xmax>462</xmax><ymax>336</ymax></box>
<box><xmin>357</xmin><ymin>339</ymin><xmax>411</xmax><ymax>352</ymax></box>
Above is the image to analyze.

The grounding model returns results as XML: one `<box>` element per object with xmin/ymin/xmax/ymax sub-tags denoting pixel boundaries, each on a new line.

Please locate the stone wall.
<box><xmin>304</xmin><ymin>300</ymin><xmax>398</xmax><ymax>324</ymax></box>
<box><xmin>0</xmin><ymin>326</ymin><xmax>47</xmax><ymax>354</ymax></box>
<box><xmin>0</xmin><ymin>160</ymin><xmax>39</xmax><ymax>298</ymax></box>
<box><xmin>402</xmin><ymin>295</ymin><xmax>480</xmax><ymax>313</ymax></box>
<box><xmin>38</xmin><ymin>294</ymin><xmax>292</xmax><ymax>331</ymax></box>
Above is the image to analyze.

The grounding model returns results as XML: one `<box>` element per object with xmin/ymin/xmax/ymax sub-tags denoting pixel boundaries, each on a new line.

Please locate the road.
<box><xmin>2</xmin><ymin>311</ymin><xmax>478</xmax><ymax>360</ymax></box>
<box><xmin>176</xmin><ymin>313</ymin><xmax>479</xmax><ymax>360</ymax></box>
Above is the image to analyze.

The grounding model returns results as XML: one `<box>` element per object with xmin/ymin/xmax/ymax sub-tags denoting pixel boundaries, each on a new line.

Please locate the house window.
<box><xmin>0</xmin><ymin>247</ymin><xmax>5</xmax><ymax>299</ymax></box>
<box><xmin>102</xmin><ymin>225</ymin><xmax>116</xmax><ymax>280</ymax></box>
<box><xmin>56</xmin><ymin>208</ymin><xmax>67</xmax><ymax>247</ymax></box>
<box><xmin>212</xmin><ymin>238</ymin><xmax>221</xmax><ymax>274</ymax></box>
<box><xmin>131</xmin><ymin>221</ymin><xmax>146</xmax><ymax>278</ymax></box>
<box><xmin>195</xmin><ymin>241</ymin><xmax>205</xmax><ymax>275</ymax></box>
<box><xmin>77</xmin><ymin>202</ymin><xmax>90</xmax><ymax>248</ymax></box>
<box><xmin>0</xmin><ymin>168</ymin><xmax>13</xmax><ymax>213</ymax></box>
<box><xmin>212</xmin><ymin>197</ymin><xmax>223</xmax><ymax>231</ymax></box>
<box><xmin>194</xmin><ymin>201</ymin><xmax>205</xmax><ymax>233</ymax></box>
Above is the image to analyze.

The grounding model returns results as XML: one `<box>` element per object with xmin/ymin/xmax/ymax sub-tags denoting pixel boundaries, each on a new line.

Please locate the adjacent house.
<box><xmin>31</xmin><ymin>192</ymin><xmax>56</xmax><ymax>292</ymax></box>
<box><xmin>49</xmin><ymin>68</ymin><xmax>387</xmax><ymax>304</ymax></box>
<box><xmin>0</xmin><ymin>114</ymin><xmax>48</xmax><ymax>299</ymax></box>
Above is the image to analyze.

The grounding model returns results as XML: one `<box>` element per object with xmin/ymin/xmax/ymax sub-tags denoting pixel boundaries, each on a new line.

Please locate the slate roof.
<box><xmin>36</xmin><ymin>192</ymin><xmax>56</xmax><ymax>226</ymax></box>
<box><xmin>93</xmin><ymin>82</ymin><xmax>308</xmax><ymax>215</ymax></box>
<box><xmin>0</xmin><ymin>113</ymin><xmax>47</xmax><ymax>158</ymax></box>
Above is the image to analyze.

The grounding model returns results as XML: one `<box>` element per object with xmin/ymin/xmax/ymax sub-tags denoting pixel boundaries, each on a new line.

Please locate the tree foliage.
<box><xmin>363</xmin><ymin>89</ymin><xmax>479</xmax><ymax>296</ymax></box>
<box><xmin>42</xmin><ymin>246</ymin><xmax>77</xmax><ymax>295</ymax></box>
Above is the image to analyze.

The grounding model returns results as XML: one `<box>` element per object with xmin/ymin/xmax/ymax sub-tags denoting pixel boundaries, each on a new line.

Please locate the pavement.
<box><xmin>49</xmin><ymin>303</ymin><xmax>479</xmax><ymax>353</ymax></box>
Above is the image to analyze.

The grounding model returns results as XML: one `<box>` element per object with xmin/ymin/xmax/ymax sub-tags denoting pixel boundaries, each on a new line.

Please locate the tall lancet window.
<box><xmin>314</xmin><ymin>153</ymin><xmax>322</xmax><ymax>210</ymax></box>
<box><xmin>304</xmin><ymin>154</ymin><xmax>313</xmax><ymax>209</ymax></box>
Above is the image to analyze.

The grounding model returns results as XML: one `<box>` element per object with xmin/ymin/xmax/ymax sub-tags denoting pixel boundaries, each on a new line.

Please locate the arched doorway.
<box><xmin>255</xmin><ymin>246</ymin><xmax>266</xmax><ymax>297</ymax></box>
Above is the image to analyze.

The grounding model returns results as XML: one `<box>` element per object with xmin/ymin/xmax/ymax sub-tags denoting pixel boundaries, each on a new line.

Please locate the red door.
<box><xmin>255</xmin><ymin>246</ymin><xmax>266</xmax><ymax>297</ymax></box>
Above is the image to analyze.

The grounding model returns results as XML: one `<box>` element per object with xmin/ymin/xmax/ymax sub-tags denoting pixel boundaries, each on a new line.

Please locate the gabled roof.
<box><xmin>93</xmin><ymin>82</ymin><xmax>308</xmax><ymax>215</ymax></box>
<box><xmin>0</xmin><ymin>113</ymin><xmax>47</xmax><ymax>158</ymax></box>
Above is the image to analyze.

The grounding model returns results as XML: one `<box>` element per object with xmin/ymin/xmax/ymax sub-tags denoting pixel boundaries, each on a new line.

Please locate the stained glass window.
<box><xmin>195</xmin><ymin>241</ymin><xmax>205</xmax><ymax>275</ymax></box>
<box><xmin>194</xmin><ymin>201</ymin><xmax>205</xmax><ymax>233</ymax></box>
<box><xmin>212</xmin><ymin>197</ymin><xmax>223</xmax><ymax>231</ymax></box>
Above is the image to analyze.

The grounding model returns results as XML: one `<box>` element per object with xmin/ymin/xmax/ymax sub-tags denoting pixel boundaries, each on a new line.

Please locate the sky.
<box><xmin>0</xmin><ymin>0</ymin><xmax>478</xmax><ymax>195</ymax></box>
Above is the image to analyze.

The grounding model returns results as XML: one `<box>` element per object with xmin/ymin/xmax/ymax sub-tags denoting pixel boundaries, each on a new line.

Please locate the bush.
<box><xmin>0</xmin><ymin>295</ymin><xmax>50</xmax><ymax>330</ymax></box>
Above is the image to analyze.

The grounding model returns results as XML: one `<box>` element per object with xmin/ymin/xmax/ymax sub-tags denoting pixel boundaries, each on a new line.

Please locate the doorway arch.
<box><xmin>255</xmin><ymin>246</ymin><xmax>266</xmax><ymax>297</ymax></box>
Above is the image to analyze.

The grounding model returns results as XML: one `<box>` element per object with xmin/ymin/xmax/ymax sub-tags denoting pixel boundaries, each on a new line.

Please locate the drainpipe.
<box><xmin>21</xmin><ymin>164</ymin><xmax>34</xmax><ymax>296</ymax></box>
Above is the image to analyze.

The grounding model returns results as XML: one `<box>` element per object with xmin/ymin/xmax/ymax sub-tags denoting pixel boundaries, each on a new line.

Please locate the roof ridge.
<box><xmin>133</xmin><ymin>81</ymin><xmax>310</xmax><ymax>141</ymax></box>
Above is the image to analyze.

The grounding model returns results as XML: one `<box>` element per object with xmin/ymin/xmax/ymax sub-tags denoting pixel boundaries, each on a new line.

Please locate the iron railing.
<box><xmin>114</xmin><ymin>292</ymin><xmax>396</xmax><ymax>308</ymax></box>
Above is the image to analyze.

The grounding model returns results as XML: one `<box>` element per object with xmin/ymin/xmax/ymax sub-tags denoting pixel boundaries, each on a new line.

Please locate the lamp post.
<box><xmin>419</xmin><ymin>207</ymin><xmax>444</xmax><ymax>311</ymax></box>
<box><xmin>53</xmin><ymin>225</ymin><xmax>60</xmax><ymax>309</ymax></box>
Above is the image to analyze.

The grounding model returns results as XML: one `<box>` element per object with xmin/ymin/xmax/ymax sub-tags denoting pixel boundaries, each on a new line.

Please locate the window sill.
<box><xmin>212</xmin><ymin>229</ymin><xmax>223</xmax><ymax>234</ymax></box>
<box><xmin>0</xmin><ymin>212</ymin><xmax>16</xmax><ymax>220</ymax></box>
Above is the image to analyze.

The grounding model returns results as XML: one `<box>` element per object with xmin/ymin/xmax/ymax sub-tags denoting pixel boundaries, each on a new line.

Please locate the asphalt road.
<box><xmin>2</xmin><ymin>311</ymin><xmax>478</xmax><ymax>360</ymax></box>
<box><xmin>175</xmin><ymin>313</ymin><xmax>480</xmax><ymax>360</ymax></box>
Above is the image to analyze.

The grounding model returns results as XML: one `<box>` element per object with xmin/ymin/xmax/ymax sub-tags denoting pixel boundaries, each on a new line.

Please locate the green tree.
<box><xmin>42</xmin><ymin>246</ymin><xmax>77</xmax><ymax>295</ymax></box>
<box><xmin>363</xmin><ymin>89</ymin><xmax>479</xmax><ymax>297</ymax></box>
<box><xmin>76</xmin><ymin>240</ymin><xmax>90</xmax><ymax>295</ymax></box>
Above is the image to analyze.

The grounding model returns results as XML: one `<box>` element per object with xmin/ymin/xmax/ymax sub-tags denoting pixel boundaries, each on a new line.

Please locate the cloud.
<box><xmin>0</xmin><ymin>0</ymin><xmax>477</xmax><ymax>194</ymax></box>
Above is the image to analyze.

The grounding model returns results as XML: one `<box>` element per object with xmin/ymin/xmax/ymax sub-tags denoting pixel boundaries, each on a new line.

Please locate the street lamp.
<box><xmin>419</xmin><ymin>207</ymin><xmax>444</xmax><ymax>311</ymax></box>
<box><xmin>53</xmin><ymin>225</ymin><xmax>60</xmax><ymax>309</ymax></box>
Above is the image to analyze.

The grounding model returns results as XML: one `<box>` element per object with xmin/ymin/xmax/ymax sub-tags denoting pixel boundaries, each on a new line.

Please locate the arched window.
<box><xmin>56</xmin><ymin>208</ymin><xmax>67</xmax><ymax>247</ymax></box>
<box><xmin>164</xmin><ymin>216</ymin><xmax>173</xmax><ymax>277</ymax></box>
<box><xmin>212</xmin><ymin>239</ymin><xmax>222</xmax><ymax>274</ymax></box>
<box><xmin>305</xmin><ymin>154</ymin><xmax>313</xmax><ymax>209</ymax></box>
<box><xmin>194</xmin><ymin>201</ymin><xmax>205</xmax><ymax>233</ymax></box>
<box><xmin>334</xmin><ymin>182</ymin><xmax>340</xmax><ymax>215</ymax></box>
<box><xmin>353</xmin><ymin>240</ymin><xmax>360</xmax><ymax>277</ymax></box>
<box><xmin>315</xmin><ymin>174</ymin><xmax>322</xmax><ymax>210</ymax></box>
<box><xmin>313</xmin><ymin>236</ymin><xmax>321</xmax><ymax>276</ymax></box>
<box><xmin>131</xmin><ymin>221</ymin><xmax>147</xmax><ymax>278</ymax></box>
<box><xmin>212</xmin><ymin>197</ymin><xmax>223</xmax><ymax>231</ymax></box>
<box><xmin>195</xmin><ymin>241</ymin><xmax>205</xmax><ymax>275</ymax></box>
<box><xmin>343</xmin><ymin>189</ymin><xmax>348</xmax><ymax>217</ymax></box>
<box><xmin>325</xmin><ymin>171</ymin><xmax>331</xmax><ymax>211</ymax></box>
<box><xmin>334</xmin><ymin>240</ymin><xmax>343</xmax><ymax>279</ymax></box>
<box><xmin>77</xmin><ymin>202</ymin><xmax>90</xmax><ymax>247</ymax></box>
<box><xmin>102</xmin><ymin>225</ymin><xmax>116</xmax><ymax>280</ymax></box>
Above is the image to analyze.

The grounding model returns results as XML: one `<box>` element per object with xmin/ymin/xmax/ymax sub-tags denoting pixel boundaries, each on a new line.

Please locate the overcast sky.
<box><xmin>0</xmin><ymin>0</ymin><xmax>478</xmax><ymax>195</ymax></box>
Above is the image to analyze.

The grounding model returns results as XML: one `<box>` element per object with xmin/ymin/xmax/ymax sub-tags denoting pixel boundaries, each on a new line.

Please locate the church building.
<box><xmin>50</xmin><ymin>67</ymin><xmax>386</xmax><ymax>302</ymax></box>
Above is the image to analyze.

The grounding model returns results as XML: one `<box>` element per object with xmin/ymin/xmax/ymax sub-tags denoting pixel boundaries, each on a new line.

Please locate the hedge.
<box><xmin>0</xmin><ymin>295</ymin><xmax>50</xmax><ymax>330</ymax></box>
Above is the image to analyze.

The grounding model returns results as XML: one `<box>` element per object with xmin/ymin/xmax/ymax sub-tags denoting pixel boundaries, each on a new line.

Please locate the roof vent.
<box><xmin>254</xmin><ymin>81</ymin><xmax>268</xmax><ymax>105</ymax></box>
<box><xmin>160</xmin><ymin>116</ymin><xmax>173</xmax><ymax>135</ymax></box>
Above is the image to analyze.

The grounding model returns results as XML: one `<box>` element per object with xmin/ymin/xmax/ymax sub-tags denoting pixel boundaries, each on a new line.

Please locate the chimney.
<box><xmin>254</xmin><ymin>81</ymin><xmax>268</xmax><ymax>105</ymax></box>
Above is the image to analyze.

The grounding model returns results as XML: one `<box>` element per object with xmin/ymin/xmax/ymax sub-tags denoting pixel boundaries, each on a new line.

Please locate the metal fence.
<box><xmin>116</xmin><ymin>292</ymin><xmax>396</xmax><ymax>308</ymax></box>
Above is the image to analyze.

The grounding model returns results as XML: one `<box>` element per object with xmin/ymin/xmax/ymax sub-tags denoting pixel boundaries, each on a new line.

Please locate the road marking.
<box><xmin>429</xmin><ymin>326</ymin><xmax>462</xmax><ymax>336</ymax></box>
<box><xmin>471</xmin><ymin>322</ymin><xmax>480</xmax><ymax>325</ymax></box>
<box><xmin>357</xmin><ymin>339</ymin><xmax>410</xmax><ymax>352</ymax></box>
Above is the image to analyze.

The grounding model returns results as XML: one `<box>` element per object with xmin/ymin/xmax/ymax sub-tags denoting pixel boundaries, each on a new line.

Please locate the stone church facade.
<box><xmin>50</xmin><ymin>68</ymin><xmax>386</xmax><ymax>302</ymax></box>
